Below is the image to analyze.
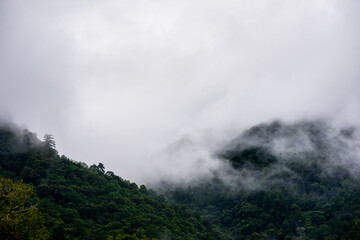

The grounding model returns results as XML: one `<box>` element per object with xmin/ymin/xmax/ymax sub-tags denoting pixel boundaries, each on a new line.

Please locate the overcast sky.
<box><xmin>0</xmin><ymin>0</ymin><xmax>359</xmax><ymax>184</ymax></box>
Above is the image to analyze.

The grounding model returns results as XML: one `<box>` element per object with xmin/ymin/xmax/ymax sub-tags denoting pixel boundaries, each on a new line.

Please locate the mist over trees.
<box><xmin>1</xmin><ymin>1</ymin><xmax>359</xmax><ymax>239</ymax></box>
<box><xmin>0</xmin><ymin>122</ymin><xmax>217</xmax><ymax>240</ymax></box>
<box><xmin>1</xmin><ymin>120</ymin><xmax>360</xmax><ymax>239</ymax></box>
<box><xmin>160</xmin><ymin>121</ymin><xmax>360</xmax><ymax>239</ymax></box>
<box><xmin>1</xmin><ymin>0</ymin><xmax>359</xmax><ymax>185</ymax></box>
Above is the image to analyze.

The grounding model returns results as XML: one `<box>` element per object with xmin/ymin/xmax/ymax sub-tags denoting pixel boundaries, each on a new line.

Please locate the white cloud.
<box><xmin>0</xmin><ymin>0</ymin><xmax>359</xmax><ymax>183</ymax></box>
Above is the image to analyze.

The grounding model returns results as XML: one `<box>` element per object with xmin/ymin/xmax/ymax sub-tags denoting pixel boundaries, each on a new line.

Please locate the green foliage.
<box><xmin>0</xmin><ymin>125</ymin><xmax>218</xmax><ymax>240</ymax></box>
<box><xmin>106</xmin><ymin>233</ymin><xmax>156</xmax><ymax>240</ymax></box>
<box><xmin>224</xmin><ymin>146</ymin><xmax>277</xmax><ymax>170</ymax></box>
<box><xmin>0</xmin><ymin>177</ymin><xmax>50</xmax><ymax>240</ymax></box>
<box><xmin>166</xmin><ymin>168</ymin><xmax>360</xmax><ymax>239</ymax></box>
<box><xmin>2</xmin><ymin>120</ymin><xmax>360</xmax><ymax>240</ymax></box>
<box><xmin>164</xmin><ymin>121</ymin><xmax>360</xmax><ymax>240</ymax></box>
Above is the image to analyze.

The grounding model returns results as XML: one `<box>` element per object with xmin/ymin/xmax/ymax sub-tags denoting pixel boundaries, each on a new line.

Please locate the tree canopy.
<box><xmin>0</xmin><ymin>177</ymin><xmax>49</xmax><ymax>240</ymax></box>
<box><xmin>1</xmin><ymin>121</ymin><xmax>360</xmax><ymax>240</ymax></box>
<box><xmin>0</xmin><ymin>124</ymin><xmax>218</xmax><ymax>240</ymax></box>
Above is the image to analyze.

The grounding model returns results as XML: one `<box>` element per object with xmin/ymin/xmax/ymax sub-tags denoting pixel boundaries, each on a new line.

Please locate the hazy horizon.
<box><xmin>1</xmin><ymin>0</ymin><xmax>359</xmax><ymax>184</ymax></box>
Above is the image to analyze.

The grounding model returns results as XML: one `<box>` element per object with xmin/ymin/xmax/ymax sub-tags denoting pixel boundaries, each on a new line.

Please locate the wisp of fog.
<box><xmin>0</xmin><ymin>0</ymin><xmax>359</xmax><ymax>184</ymax></box>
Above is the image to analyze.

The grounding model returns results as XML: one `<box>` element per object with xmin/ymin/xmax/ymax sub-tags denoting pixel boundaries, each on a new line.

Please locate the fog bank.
<box><xmin>1</xmin><ymin>0</ymin><xmax>359</xmax><ymax>183</ymax></box>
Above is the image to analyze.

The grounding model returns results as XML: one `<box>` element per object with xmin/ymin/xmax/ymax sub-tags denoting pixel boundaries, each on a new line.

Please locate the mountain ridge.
<box><xmin>0</xmin><ymin>122</ymin><xmax>218</xmax><ymax>240</ymax></box>
<box><xmin>162</xmin><ymin>120</ymin><xmax>360</xmax><ymax>239</ymax></box>
<box><xmin>1</xmin><ymin>120</ymin><xmax>360</xmax><ymax>239</ymax></box>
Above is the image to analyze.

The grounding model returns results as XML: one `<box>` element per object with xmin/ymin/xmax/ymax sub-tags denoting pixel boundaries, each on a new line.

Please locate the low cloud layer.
<box><xmin>1</xmin><ymin>0</ymin><xmax>359</xmax><ymax>183</ymax></box>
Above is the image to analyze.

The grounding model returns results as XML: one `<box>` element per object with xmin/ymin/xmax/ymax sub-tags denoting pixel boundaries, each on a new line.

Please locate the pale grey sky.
<box><xmin>0</xmin><ymin>0</ymin><xmax>359</xmax><ymax>183</ymax></box>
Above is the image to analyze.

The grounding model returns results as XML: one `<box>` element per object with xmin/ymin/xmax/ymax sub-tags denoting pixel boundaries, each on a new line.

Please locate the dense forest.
<box><xmin>162</xmin><ymin>121</ymin><xmax>360</xmax><ymax>239</ymax></box>
<box><xmin>1</xmin><ymin>120</ymin><xmax>360</xmax><ymax>240</ymax></box>
<box><xmin>0</xmin><ymin>122</ymin><xmax>218</xmax><ymax>240</ymax></box>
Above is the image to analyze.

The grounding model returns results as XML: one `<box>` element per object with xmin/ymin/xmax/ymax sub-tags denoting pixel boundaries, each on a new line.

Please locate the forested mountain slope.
<box><xmin>163</xmin><ymin>121</ymin><xmax>360</xmax><ymax>240</ymax></box>
<box><xmin>0</xmin><ymin>122</ymin><xmax>218</xmax><ymax>240</ymax></box>
<box><xmin>2</xmin><ymin>120</ymin><xmax>360</xmax><ymax>240</ymax></box>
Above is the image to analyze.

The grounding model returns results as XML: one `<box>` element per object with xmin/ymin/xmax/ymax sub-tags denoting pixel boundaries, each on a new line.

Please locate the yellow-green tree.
<box><xmin>106</xmin><ymin>233</ymin><xmax>157</xmax><ymax>240</ymax></box>
<box><xmin>0</xmin><ymin>177</ymin><xmax>50</xmax><ymax>240</ymax></box>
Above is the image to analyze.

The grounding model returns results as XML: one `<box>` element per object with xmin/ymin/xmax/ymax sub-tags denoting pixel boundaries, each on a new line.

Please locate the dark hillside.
<box><xmin>2</xmin><ymin>120</ymin><xmax>360</xmax><ymax>239</ymax></box>
<box><xmin>0</xmin><ymin>123</ymin><xmax>218</xmax><ymax>240</ymax></box>
<box><xmin>164</xmin><ymin>121</ymin><xmax>360</xmax><ymax>240</ymax></box>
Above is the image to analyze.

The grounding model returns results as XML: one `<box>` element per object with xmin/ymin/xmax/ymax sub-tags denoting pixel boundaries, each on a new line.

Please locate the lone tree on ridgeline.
<box><xmin>43</xmin><ymin>134</ymin><xmax>57</xmax><ymax>156</ymax></box>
